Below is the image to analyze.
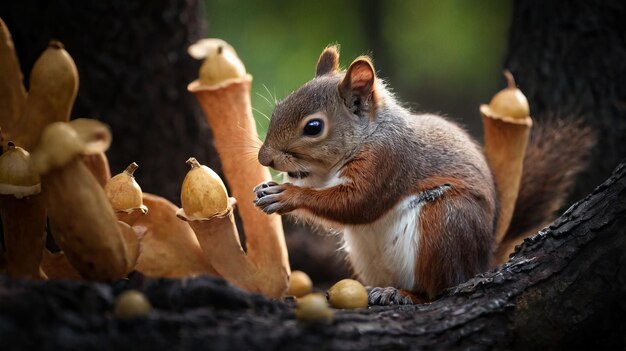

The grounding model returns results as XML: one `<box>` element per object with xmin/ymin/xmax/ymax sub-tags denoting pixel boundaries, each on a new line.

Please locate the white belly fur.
<box><xmin>342</xmin><ymin>195</ymin><xmax>423</xmax><ymax>290</ymax></box>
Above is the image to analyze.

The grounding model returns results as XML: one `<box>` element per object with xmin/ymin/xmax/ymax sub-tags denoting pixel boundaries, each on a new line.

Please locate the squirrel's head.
<box><xmin>259</xmin><ymin>45</ymin><xmax>381</xmax><ymax>180</ymax></box>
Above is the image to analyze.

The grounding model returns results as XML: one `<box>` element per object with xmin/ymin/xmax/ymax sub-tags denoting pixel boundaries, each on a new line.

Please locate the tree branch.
<box><xmin>1</xmin><ymin>161</ymin><xmax>625</xmax><ymax>350</ymax></box>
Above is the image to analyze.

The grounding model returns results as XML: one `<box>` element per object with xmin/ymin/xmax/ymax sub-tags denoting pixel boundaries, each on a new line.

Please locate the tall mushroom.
<box><xmin>177</xmin><ymin>158</ymin><xmax>262</xmax><ymax>292</ymax></box>
<box><xmin>30</xmin><ymin>118</ymin><xmax>128</xmax><ymax>281</ymax></box>
<box><xmin>0</xmin><ymin>142</ymin><xmax>46</xmax><ymax>279</ymax></box>
<box><xmin>187</xmin><ymin>39</ymin><xmax>289</xmax><ymax>298</ymax></box>
<box><xmin>480</xmin><ymin>71</ymin><xmax>532</xmax><ymax>263</ymax></box>
<box><xmin>13</xmin><ymin>40</ymin><xmax>78</xmax><ymax>151</ymax></box>
<box><xmin>0</xmin><ymin>18</ymin><xmax>27</xmax><ymax>145</ymax></box>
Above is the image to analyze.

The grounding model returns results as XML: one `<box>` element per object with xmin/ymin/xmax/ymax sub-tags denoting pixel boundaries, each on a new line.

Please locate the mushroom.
<box><xmin>30</xmin><ymin>118</ymin><xmax>128</xmax><ymax>281</ymax></box>
<box><xmin>41</xmin><ymin>221</ymin><xmax>140</xmax><ymax>279</ymax></box>
<box><xmin>134</xmin><ymin>192</ymin><xmax>217</xmax><ymax>278</ymax></box>
<box><xmin>0</xmin><ymin>18</ymin><xmax>27</xmax><ymax>145</ymax></box>
<box><xmin>178</xmin><ymin>158</ymin><xmax>284</xmax><ymax>295</ymax></box>
<box><xmin>0</xmin><ymin>142</ymin><xmax>46</xmax><ymax>279</ymax></box>
<box><xmin>14</xmin><ymin>40</ymin><xmax>78</xmax><ymax>151</ymax></box>
<box><xmin>187</xmin><ymin>39</ymin><xmax>290</xmax><ymax>298</ymax></box>
<box><xmin>81</xmin><ymin>152</ymin><xmax>111</xmax><ymax>188</ymax></box>
<box><xmin>104</xmin><ymin>162</ymin><xmax>148</xmax><ymax>225</ymax></box>
<box><xmin>480</xmin><ymin>70</ymin><xmax>533</xmax><ymax>259</ymax></box>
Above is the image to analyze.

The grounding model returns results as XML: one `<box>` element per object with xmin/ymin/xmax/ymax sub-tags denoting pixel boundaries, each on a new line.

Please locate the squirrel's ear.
<box><xmin>315</xmin><ymin>45</ymin><xmax>340</xmax><ymax>77</ymax></box>
<box><xmin>339</xmin><ymin>56</ymin><xmax>376</xmax><ymax>100</ymax></box>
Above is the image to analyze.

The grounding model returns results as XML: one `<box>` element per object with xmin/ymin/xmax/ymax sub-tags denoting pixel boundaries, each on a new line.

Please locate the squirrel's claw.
<box><xmin>253</xmin><ymin>182</ymin><xmax>293</xmax><ymax>214</ymax></box>
<box><xmin>368</xmin><ymin>287</ymin><xmax>415</xmax><ymax>306</ymax></box>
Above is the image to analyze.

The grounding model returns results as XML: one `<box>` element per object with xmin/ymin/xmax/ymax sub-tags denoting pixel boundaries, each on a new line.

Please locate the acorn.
<box><xmin>326</xmin><ymin>279</ymin><xmax>368</xmax><ymax>309</ymax></box>
<box><xmin>188</xmin><ymin>38</ymin><xmax>246</xmax><ymax>86</ymax></box>
<box><xmin>114</xmin><ymin>290</ymin><xmax>152</xmax><ymax>319</ymax></box>
<box><xmin>105</xmin><ymin>162</ymin><xmax>148</xmax><ymax>225</ymax></box>
<box><xmin>295</xmin><ymin>293</ymin><xmax>333</xmax><ymax>322</ymax></box>
<box><xmin>486</xmin><ymin>70</ymin><xmax>529</xmax><ymax>119</ymax></box>
<box><xmin>287</xmin><ymin>270</ymin><xmax>313</xmax><ymax>298</ymax></box>
<box><xmin>180</xmin><ymin>157</ymin><xmax>229</xmax><ymax>219</ymax></box>
<box><xmin>0</xmin><ymin>142</ymin><xmax>40</xmax><ymax>198</ymax></box>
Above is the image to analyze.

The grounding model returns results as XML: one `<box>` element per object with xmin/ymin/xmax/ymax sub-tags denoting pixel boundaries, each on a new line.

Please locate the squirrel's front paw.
<box><xmin>253</xmin><ymin>182</ymin><xmax>295</xmax><ymax>214</ymax></box>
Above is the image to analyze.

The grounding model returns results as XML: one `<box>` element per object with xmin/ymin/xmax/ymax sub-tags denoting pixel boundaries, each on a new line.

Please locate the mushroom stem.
<box><xmin>124</xmin><ymin>162</ymin><xmax>139</xmax><ymax>176</ymax></box>
<box><xmin>135</xmin><ymin>193</ymin><xmax>218</xmax><ymax>277</ymax></box>
<box><xmin>0</xmin><ymin>18</ymin><xmax>27</xmax><ymax>142</ymax></box>
<box><xmin>504</xmin><ymin>69</ymin><xmax>516</xmax><ymax>89</ymax></box>
<box><xmin>178</xmin><ymin>198</ymin><xmax>286</xmax><ymax>294</ymax></box>
<box><xmin>42</xmin><ymin>158</ymin><xmax>128</xmax><ymax>281</ymax></box>
<box><xmin>188</xmin><ymin>76</ymin><xmax>290</xmax><ymax>298</ymax></box>
<box><xmin>480</xmin><ymin>108</ymin><xmax>532</xmax><ymax>251</ymax></box>
<box><xmin>0</xmin><ymin>193</ymin><xmax>46</xmax><ymax>279</ymax></box>
<box><xmin>81</xmin><ymin>152</ymin><xmax>111</xmax><ymax>187</ymax></box>
<box><xmin>186</xmin><ymin>157</ymin><xmax>201</xmax><ymax>169</ymax></box>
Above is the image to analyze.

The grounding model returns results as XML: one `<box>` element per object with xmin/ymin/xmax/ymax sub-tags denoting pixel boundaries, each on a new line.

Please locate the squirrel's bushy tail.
<box><xmin>496</xmin><ymin>118</ymin><xmax>595</xmax><ymax>261</ymax></box>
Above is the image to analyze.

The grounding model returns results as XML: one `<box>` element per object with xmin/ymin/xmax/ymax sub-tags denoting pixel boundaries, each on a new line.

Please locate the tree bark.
<box><xmin>0</xmin><ymin>0</ymin><xmax>217</xmax><ymax>204</ymax></box>
<box><xmin>1</xmin><ymin>161</ymin><xmax>624</xmax><ymax>350</ymax></box>
<box><xmin>504</xmin><ymin>0</ymin><xmax>626</xmax><ymax>203</ymax></box>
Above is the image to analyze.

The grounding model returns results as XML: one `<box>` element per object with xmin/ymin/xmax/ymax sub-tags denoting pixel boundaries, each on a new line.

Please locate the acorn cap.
<box><xmin>30</xmin><ymin>119</ymin><xmax>111</xmax><ymax>176</ymax></box>
<box><xmin>0</xmin><ymin>142</ymin><xmax>41</xmax><ymax>198</ymax></box>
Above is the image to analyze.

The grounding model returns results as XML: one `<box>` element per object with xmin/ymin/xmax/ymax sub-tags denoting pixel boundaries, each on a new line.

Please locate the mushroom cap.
<box><xmin>30</xmin><ymin>119</ymin><xmax>111</xmax><ymax>175</ymax></box>
<box><xmin>188</xmin><ymin>38</ymin><xmax>246</xmax><ymax>87</ymax></box>
<box><xmin>0</xmin><ymin>143</ymin><xmax>41</xmax><ymax>198</ymax></box>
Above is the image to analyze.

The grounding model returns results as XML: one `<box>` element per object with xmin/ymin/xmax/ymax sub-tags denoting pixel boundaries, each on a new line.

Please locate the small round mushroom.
<box><xmin>326</xmin><ymin>279</ymin><xmax>368</xmax><ymax>309</ymax></box>
<box><xmin>114</xmin><ymin>290</ymin><xmax>152</xmax><ymax>319</ymax></box>
<box><xmin>287</xmin><ymin>270</ymin><xmax>313</xmax><ymax>298</ymax></box>
<box><xmin>0</xmin><ymin>142</ymin><xmax>46</xmax><ymax>279</ymax></box>
<box><xmin>295</xmin><ymin>293</ymin><xmax>333</xmax><ymax>322</ymax></box>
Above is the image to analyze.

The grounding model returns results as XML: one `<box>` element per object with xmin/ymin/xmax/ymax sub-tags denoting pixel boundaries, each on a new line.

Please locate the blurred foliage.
<box><xmin>202</xmin><ymin>0</ymin><xmax>512</xmax><ymax>139</ymax></box>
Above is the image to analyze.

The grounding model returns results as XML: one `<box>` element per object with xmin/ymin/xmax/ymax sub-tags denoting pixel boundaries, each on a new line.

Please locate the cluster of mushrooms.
<box><xmin>0</xmin><ymin>17</ymin><xmax>533</xmax><ymax>321</ymax></box>
<box><xmin>0</xmin><ymin>20</ymin><xmax>290</xmax><ymax>299</ymax></box>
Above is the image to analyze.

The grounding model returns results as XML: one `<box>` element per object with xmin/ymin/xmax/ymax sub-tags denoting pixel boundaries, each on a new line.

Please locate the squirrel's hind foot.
<box><xmin>368</xmin><ymin>286</ymin><xmax>418</xmax><ymax>306</ymax></box>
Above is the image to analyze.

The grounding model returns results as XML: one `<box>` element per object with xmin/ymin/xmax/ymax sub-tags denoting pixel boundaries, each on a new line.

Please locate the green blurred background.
<box><xmin>202</xmin><ymin>0</ymin><xmax>512</xmax><ymax>140</ymax></box>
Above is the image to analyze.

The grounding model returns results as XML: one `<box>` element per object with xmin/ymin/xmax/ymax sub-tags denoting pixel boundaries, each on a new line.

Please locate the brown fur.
<box><xmin>501</xmin><ymin>118</ymin><xmax>594</xmax><ymax>249</ymax></box>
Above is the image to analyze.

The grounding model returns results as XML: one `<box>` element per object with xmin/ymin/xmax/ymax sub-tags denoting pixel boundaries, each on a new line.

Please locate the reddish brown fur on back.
<box><xmin>504</xmin><ymin>119</ymin><xmax>594</xmax><ymax>241</ymax></box>
<box><xmin>414</xmin><ymin>177</ymin><xmax>495</xmax><ymax>299</ymax></box>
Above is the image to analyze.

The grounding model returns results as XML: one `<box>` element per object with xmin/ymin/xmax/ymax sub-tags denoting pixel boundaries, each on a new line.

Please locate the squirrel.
<box><xmin>253</xmin><ymin>45</ymin><xmax>593</xmax><ymax>305</ymax></box>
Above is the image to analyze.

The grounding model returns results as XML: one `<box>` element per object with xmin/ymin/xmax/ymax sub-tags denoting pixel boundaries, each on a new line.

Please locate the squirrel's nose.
<box><xmin>258</xmin><ymin>146</ymin><xmax>275</xmax><ymax>168</ymax></box>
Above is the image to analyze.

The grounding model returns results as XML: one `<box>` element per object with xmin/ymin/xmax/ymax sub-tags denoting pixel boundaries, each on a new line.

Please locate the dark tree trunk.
<box><xmin>1</xmin><ymin>161</ymin><xmax>625</xmax><ymax>350</ymax></box>
<box><xmin>504</xmin><ymin>0</ymin><xmax>626</xmax><ymax>203</ymax></box>
<box><xmin>0</xmin><ymin>0</ymin><xmax>218</xmax><ymax>204</ymax></box>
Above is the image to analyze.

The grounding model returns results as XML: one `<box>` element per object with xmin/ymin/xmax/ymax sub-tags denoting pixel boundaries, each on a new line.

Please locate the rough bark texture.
<box><xmin>1</xmin><ymin>161</ymin><xmax>624</xmax><ymax>350</ymax></box>
<box><xmin>504</xmin><ymin>0</ymin><xmax>626</xmax><ymax>203</ymax></box>
<box><xmin>0</xmin><ymin>0</ymin><xmax>218</xmax><ymax>204</ymax></box>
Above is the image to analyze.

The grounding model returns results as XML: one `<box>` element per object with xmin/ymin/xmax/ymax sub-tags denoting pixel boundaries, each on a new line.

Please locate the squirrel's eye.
<box><xmin>303</xmin><ymin>119</ymin><xmax>324</xmax><ymax>136</ymax></box>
